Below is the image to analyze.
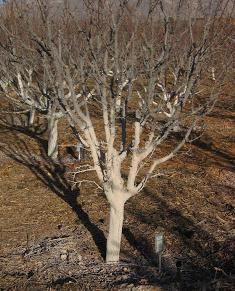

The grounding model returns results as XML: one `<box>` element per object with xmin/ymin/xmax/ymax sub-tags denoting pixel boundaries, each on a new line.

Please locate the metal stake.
<box><xmin>155</xmin><ymin>232</ymin><xmax>164</xmax><ymax>273</ymax></box>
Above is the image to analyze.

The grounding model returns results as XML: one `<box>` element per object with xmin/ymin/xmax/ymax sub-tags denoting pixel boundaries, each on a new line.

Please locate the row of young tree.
<box><xmin>0</xmin><ymin>0</ymin><xmax>234</xmax><ymax>263</ymax></box>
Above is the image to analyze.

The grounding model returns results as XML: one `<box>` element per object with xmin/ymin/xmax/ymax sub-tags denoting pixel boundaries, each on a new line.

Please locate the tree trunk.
<box><xmin>106</xmin><ymin>197</ymin><xmax>125</xmax><ymax>263</ymax></box>
<box><xmin>28</xmin><ymin>108</ymin><xmax>35</xmax><ymax>126</ymax></box>
<box><xmin>47</xmin><ymin>115</ymin><xmax>58</xmax><ymax>160</ymax></box>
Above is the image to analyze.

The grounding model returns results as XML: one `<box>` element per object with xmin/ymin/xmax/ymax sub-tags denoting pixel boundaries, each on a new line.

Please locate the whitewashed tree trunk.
<box><xmin>47</xmin><ymin>115</ymin><xmax>58</xmax><ymax>160</ymax></box>
<box><xmin>106</xmin><ymin>190</ymin><xmax>131</xmax><ymax>263</ymax></box>
<box><xmin>106</xmin><ymin>204</ymin><xmax>124</xmax><ymax>262</ymax></box>
<box><xmin>28</xmin><ymin>108</ymin><xmax>36</xmax><ymax>126</ymax></box>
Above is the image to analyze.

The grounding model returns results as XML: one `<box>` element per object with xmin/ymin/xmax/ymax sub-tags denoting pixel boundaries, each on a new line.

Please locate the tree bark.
<box><xmin>106</xmin><ymin>201</ymin><xmax>125</xmax><ymax>263</ymax></box>
<box><xmin>47</xmin><ymin>115</ymin><xmax>58</xmax><ymax>160</ymax></box>
<box><xmin>28</xmin><ymin>108</ymin><xmax>35</xmax><ymax>126</ymax></box>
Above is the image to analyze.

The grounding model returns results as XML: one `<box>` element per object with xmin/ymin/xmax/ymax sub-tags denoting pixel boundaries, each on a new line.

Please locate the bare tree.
<box><xmin>61</xmin><ymin>0</ymin><xmax>233</xmax><ymax>262</ymax></box>
<box><xmin>0</xmin><ymin>0</ymin><xmax>233</xmax><ymax>263</ymax></box>
<box><xmin>0</xmin><ymin>0</ymin><xmax>72</xmax><ymax>160</ymax></box>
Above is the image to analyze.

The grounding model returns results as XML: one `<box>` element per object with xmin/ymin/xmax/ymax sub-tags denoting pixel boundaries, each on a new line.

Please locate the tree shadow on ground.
<box><xmin>192</xmin><ymin>139</ymin><xmax>235</xmax><ymax>169</ymax></box>
<box><xmin>0</xmin><ymin>112</ymin><xmax>48</xmax><ymax>148</ymax></box>
<box><xmin>207</xmin><ymin>112</ymin><xmax>235</xmax><ymax>121</ymax></box>
<box><xmin>1</xmin><ymin>114</ymin><xmax>234</xmax><ymax>289</ymax></box>
<box><xmin>121</xmin><ymin>187</ymin><xmax>235</xmax><ymax>289</ymax></box>
<box><xmin>170</xmin><ymin>130</ymin><xmax>235</xmax><ymax>171</ymax></box>
<box><xmin>0</xmin><ymin>120</ymin><xmax>106</xmax><ymax>260</ymax></box>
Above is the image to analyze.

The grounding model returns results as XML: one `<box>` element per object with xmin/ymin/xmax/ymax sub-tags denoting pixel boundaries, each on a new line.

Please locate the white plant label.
<box><xmin>155</xmin><ymin>233</ymin><xmax>164</xmax><ymax>254</ymax></box>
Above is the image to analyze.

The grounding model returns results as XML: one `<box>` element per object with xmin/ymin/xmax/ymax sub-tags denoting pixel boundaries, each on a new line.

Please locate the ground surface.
<box><xmin>0</xmin><ymin>85</ymin><xmax>234</xmax><ymax>290</ymax></box>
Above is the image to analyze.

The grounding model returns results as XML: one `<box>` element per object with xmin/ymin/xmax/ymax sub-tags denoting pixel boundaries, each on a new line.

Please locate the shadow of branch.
<box><xmin>0</xmin><ymin>125</ymin><xmax>106</xmax><ymax>260</ymax></box>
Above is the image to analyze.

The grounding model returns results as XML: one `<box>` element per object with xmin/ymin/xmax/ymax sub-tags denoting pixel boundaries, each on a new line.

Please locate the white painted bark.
<box><xmin>106</xmin><ymin>196</ymin><xmax>125</xmax><ymax>263</ymax></box>
<box><xmin>47</xmin><ymin>115</ymin><xmax>58</xmax><ymax>160</ymax></box>
<box><xmin>105</xmin><ymin>188</ymin><xmax>133</xmax><ymax>263</ymax></box>
<box><xmin>29</xmin><ymin>108</ymin><xmax>35</xmax><ymax>125</ymax></box>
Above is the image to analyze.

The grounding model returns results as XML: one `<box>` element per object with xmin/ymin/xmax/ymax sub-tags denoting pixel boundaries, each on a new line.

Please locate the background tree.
<box><xmin>0</xmin><ymin>0</ymin><xmax>80</xmax><ymax>160</ymax></box>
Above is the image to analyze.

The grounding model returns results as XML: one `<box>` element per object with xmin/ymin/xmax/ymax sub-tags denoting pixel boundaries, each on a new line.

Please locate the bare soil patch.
<box><xmin>0</xmin><ymin>90</ymin><xmax>234</xmax><ymax>290</ymax></box>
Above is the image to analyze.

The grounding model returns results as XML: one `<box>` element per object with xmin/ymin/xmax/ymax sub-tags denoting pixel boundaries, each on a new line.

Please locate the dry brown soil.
<box><xmin>0</xmin><ymin>86</ymin><xmax>234</xmax><ymax>290</ymax></box>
